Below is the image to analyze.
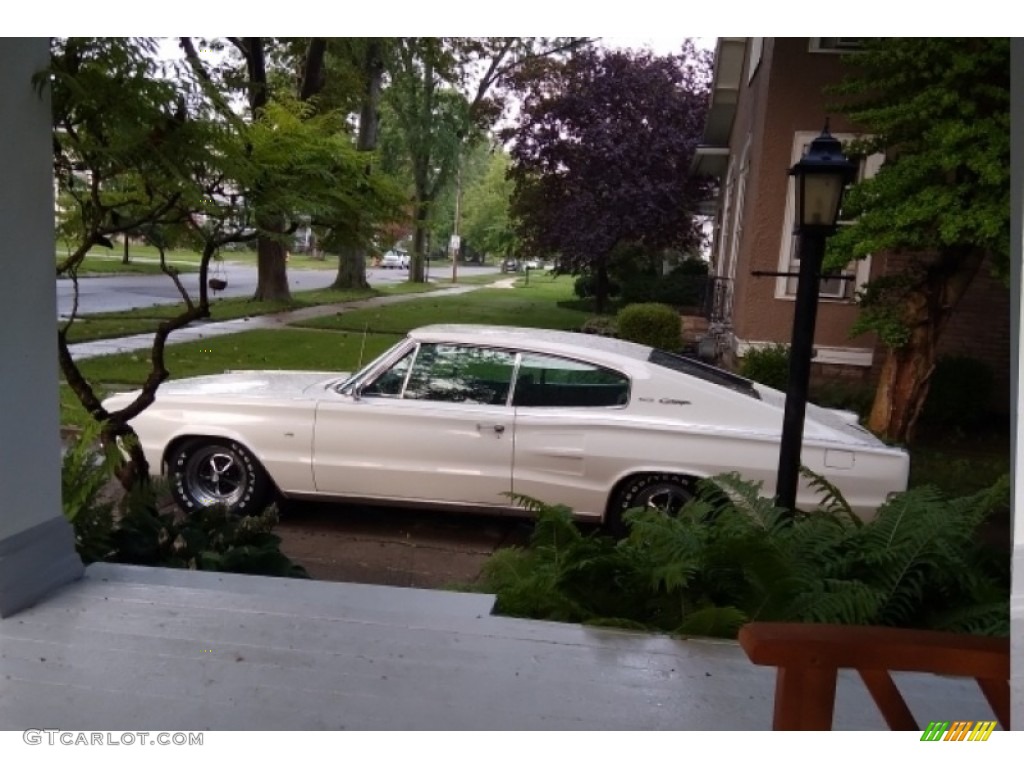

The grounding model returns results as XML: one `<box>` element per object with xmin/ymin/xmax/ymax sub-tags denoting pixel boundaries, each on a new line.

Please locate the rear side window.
<box><xmin>648</xmin><ymin>349</ymin><xmax>761</xmax><ymax>399</ymax></box>
<box><xmin>513</xmin><ymin>353</ymin><xmax>629</xmax><ymax>408</ymax></box>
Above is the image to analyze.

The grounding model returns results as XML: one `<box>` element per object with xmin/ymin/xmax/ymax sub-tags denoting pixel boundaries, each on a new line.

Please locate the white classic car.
<box><xmin>102</xmin><ymin>325</ymin><xmax>909</xmax><ymax>532</ymax></box>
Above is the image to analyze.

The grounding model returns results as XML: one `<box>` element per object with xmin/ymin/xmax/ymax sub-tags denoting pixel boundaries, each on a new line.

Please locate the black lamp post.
<box><xmin>775</xmin><ymin>123</ymin><xmax>857</xmax><ymax>513</ymax></box>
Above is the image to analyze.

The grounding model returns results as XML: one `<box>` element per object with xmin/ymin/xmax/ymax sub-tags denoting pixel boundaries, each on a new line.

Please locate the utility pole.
<box><xmin>451</xmin><ymin>158</ymin><xmax>462</xmax><ymax>284</ymax></box>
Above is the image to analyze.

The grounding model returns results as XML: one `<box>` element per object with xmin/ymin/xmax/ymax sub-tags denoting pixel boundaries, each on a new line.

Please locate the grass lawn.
<box><xmin>61</xmin><ymin>282</ymin><xmax>443</xmax><ymax>343</ymax></box>
<box><xmin>61</xmin><ymin>327</ymin><xmax>404</xmax><ymax>428</ymax></box>
<box><xmin>295</xmin><ymin>274</ymin><xmax>587</xmax><ymax>336</ymax></box>
<box><xmin>59</xmin><ymin>276</ymin><xmax>579</xmax><ymax>430</ymax></box>
<box><xmin>59</xmin><ymin>243</ymin><xmax>252</xmax><ymax>271</ymax></box>
<box><xmin>57</xmin><ymin>253</ymin><xmax>200</xmax><ymax>277</ymax></box>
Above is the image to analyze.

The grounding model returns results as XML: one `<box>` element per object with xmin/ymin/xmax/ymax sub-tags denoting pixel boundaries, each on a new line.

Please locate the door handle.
<box><xmin>477</xmin><ymin>423</ymin><xmax>506</xmax><ymax>434</ymax></box>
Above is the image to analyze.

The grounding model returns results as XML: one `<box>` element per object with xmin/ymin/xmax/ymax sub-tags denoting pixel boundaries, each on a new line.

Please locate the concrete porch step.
<box><xmin>0</xmin><ymin>563</ymin><xmax>997</xmax><ymax>730</ymax></box>
<box><xmin>84</xmin><ymin>562</ymin><xmax>496</xmax><ymax>620</ymax></box>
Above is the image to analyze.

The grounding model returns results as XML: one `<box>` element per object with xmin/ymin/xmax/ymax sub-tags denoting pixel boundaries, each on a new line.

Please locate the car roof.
<box><xmin>409</xmin><ymin>324</ymin><xmax>654</xmax><ymax>364</ymax></box>
<box><xmin>408</xmin><ymin>324</ymin><xmax>764</xmax><ymax>399</ymax></box>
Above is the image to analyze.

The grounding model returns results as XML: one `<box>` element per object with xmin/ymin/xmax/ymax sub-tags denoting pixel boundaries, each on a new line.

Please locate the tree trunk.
<box><xmin>866</xmin><ymin>246</ymin><xmax>989</xmax><ymax>443</ymax></box>
<box><xmin>594</xmin><ymin>262</ymin><xmax>610</xmax><ymax>314</ymax></box>
<box><xmin>253</xmin><ymin>230</ymin><xmax>291</xmax><ymax>301</ymax></box>
<box><xmin>410</xmin><ymin>188</ymin><xmax>430</xmax><ymax>284</ymax></box>
<box><xmin>332</xmin><ymin>243</ymin><xmax>369</xmax><ymax>290</ymax></box>
<box><xmin>122</xmin><ymin>235</ymin><xmax>130</xmax><ymax>265</ymax></box>
<box><xmin>356</xmin><ymin>40</ymin><xmax>383</xmax><ymax>154</ymax></box>
<box><xmin>242</xmin><ymin>37</ymin><xmax>293</xmax><ymax>304</ymax></box>
<box><xmin>867</xmin><ymin>335</ymin><xmax>938</xmax><ymax>444</ymax></box>
<box><xmin>331</xmin><ymin>40</ymin><xmax>383</xmax><ymax>291</ymax></box>
<box><xmin>103</xmin><ymin>419</ymin><xmax>150</xmax><ymax>492</ymax></box>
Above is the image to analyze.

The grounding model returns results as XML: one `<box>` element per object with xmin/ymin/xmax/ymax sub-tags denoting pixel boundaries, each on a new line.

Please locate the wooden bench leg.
<box><xmin>772</xmin><ymin>666</ymin><xmax>838</xmax><ymax>730</ymax></box>
<box><xmin>976</xmin><ymin>677</ymin><xmax>1010</xmax><ymax>729</ymax></box>
<box><xmin>859</xmin><ymin>669</ymin><xmax>918</xmax><ymax>730</ymax></box>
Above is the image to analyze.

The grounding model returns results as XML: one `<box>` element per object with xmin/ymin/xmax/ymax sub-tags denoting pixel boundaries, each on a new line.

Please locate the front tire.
<box><xmin>605</xmin><ymin>473</ymin><xmax>695</xmax><ymax>537</ymax></box>
<box><xmin>168</xmin><ymin>438</ymin><xmax>271</xmax><ymax>515</ymax></box>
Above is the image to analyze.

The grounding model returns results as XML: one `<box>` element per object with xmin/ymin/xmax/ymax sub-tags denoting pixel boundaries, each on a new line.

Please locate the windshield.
<box><xmin>648</xmin><ymin>349</ymin><xmax>761</xmax><ymax>399</ymax></box>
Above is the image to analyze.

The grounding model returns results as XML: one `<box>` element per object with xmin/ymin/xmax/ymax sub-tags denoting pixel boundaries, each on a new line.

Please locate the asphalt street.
<box><xmin>56</xmin><ymin>260</ymin><xmax>486</xmax><ymax>317</ymax></box>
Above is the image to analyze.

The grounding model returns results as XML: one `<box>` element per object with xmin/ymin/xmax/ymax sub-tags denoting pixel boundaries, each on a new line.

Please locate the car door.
<box><xmin>511</xmin><ymin>352</ymin><xmax>632</xmax><ymax>519</ymax></box>
<box><xmin>312</xmin><ymin>342</ymin><xmax>517</xmax><ymax>506</ymax></box>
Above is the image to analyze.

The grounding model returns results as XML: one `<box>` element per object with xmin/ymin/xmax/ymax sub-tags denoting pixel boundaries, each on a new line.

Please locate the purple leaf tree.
<box><xmin>504</xmin><ymin>43</ymin><xmax>713</xmax><ymax>312</ymax></box>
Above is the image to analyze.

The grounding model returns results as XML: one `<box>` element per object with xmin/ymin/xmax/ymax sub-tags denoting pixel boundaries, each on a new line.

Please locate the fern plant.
<box><xmin>61</xmin><ymin>422</ymin><xmax>121</xmax><ymax>562</ymax></box>
<box><xmin>60</xmin><ymin>429</ymin><xmax>308</xmax><ymax>578</ymax></box>
<box><xmin>478</xmin><ymin>472</ymin><xmax>1010</xmax><ymax>639</ymax></box>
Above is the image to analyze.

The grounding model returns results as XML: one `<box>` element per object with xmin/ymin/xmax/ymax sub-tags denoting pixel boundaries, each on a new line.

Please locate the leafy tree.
<box><xmin>47</xmin><ymin>38</ymin><xmax>395</xmax><ymax>491</ymax></box>
<box><xmin>384</xmin><ymin>38</ymin><xmax>478</xmax><ymax>282</ymax></box>
<box><xmin>180</xmin><ymin>37</ymin><xmax>401</xmax><ymax>300</ymax></box>
<box><xmin>828</xmin><ymin>38</ymin><xmax>1010</xmax><ymax>443</ymax></box>
<box><xmin>504</xmin><ymin>43</ymin><xmax>712</xmax><ymax>312</ymax></box>
<box><xmin>385</xmin><ymin>37</ymin><xmax>589</xmax><ymax>283</ymax></box>
<box><xmin>329</xmin><ymin>38</ymin><xmax>389</xmax><ymax>290</ymax></box>
<box><xmin>47</xmin><ymin>37</ymin><xmax>235</xmax><ymax>487</ymax></box>
<box><xmin>459</xmin><ymin>148</ymin><xmax>519</xmax><ymax>260</ymax></box>
<box><xmin>197</xmin><ymin>37</ymin><xmax>329</xmax><ymax>301</ymax></box>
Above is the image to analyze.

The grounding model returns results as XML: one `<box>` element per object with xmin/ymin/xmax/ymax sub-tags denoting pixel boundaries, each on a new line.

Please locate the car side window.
<box><xmin>403</xmin><ymin>344</ymin><xmax>517</xmax><ymax>405</ymax></box>
<box><xmin>361</xmin><ymin>349</ymin><xmax>415</xmax><ymax>397</ymax></box>
<box><xmin>513</xmin><ymin>353</ymin><xmax>629</xmax><ymax>408</ymax></box>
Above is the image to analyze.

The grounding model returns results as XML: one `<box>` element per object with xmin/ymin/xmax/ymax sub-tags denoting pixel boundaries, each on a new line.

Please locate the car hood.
<box><xmin>145</xmin><ymin>370</ymin><xmax>348</xmax><ymax>401</ymax></box>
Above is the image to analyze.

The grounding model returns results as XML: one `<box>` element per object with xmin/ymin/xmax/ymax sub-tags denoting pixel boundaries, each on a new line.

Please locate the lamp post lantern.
<box><xmin>775</xmin><ymin>123</ymin><xmax>858</xmax><ymax>513</ymax></box>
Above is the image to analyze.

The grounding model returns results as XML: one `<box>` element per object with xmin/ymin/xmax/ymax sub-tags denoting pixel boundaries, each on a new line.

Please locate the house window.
<box><xmin>726</xmin><ymin>139</ymin><xmax>750</xmax><ymax>284</ymax></box>
<box><xmin>775</xmin><ymin>131</ymin><xmax>884</xmax><ymax>302</ymax></box>
<box><xmin>808</xmin><ymin>38</ymin><xmax>865</xmax><ymax>53</ymax></box>
<box><xmin>714</xmin><ymin>159</ymin><xmax>735</xmax><ymax>278</ymax></box>
<box><xmin>747</xmin><ymin>38</ymin><xmax>764</xmax><ymax>82</ymax></box>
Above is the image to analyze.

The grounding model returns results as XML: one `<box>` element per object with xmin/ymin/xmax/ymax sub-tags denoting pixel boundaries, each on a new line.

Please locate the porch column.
<box><xmin>0</xmin><ymin>38</ymin><xmax>83</xmax><ymax>617</ymax></box>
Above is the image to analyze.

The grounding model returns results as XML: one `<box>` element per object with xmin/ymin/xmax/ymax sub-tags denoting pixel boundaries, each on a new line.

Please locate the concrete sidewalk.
<box><xmin>67</xmin><ymin>283</ymin><xmax>485</xmax><ymax>361</ymax></box>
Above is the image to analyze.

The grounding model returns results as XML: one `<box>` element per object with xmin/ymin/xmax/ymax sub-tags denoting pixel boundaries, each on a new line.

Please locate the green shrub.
<box><xmin>479</xmin><ymin>472</ymin><xmax>1010</xmax><ymax>639</ymax></box>
<box><xmin>61</xmin><ymin>422</ymin><xmax>120</xmax><ymax>563</ymax></box>
<box><xmin>579</xmin><ymin>315</ymin><xmax>618</xmax><ymax>337</ymax></box>
<box><xmin>921</xmin><ymin>355</ymin><xmax>994</xmax><ymax>429</ymax></box>
<box><xmin>619</xmin><ymin>268</ymin><xmax>709</xmax><ymax>309</ymax></box>
<box><xmin>573</xmin><ymin>273</ymin><xmax>620</xmax><ymax>300</ymax></box>
<box><xmin>616</xmin><ymin>302</ymin><xmax>680</xmax><ymax>350</ymax></box>
<box><xmin>61</xmin><ymin>432</ymin><xmax>307</xmax><ymax>578</ymax></box>
<box><xmin>809</xmin><ymin>380</ymin><xmax>875</xmax><ymax>419</ymax></box>
<box><xmin>739</xmin><ymin>343</ymin><xmax>790</xmax><ymax>390</ymax></box>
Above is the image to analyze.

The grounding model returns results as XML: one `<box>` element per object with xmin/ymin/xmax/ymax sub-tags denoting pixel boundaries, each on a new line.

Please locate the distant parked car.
<box><xmin>523</xmin><ymin>258</ymin><xmax>544</xmax><ymax>270</ymax></box>
<box><xmin>102</xmin><ymin>325</ymin><xmax>909</xmax><ymax>534</ymax></box>
<box><xmin>500</xmin><ymin>257</ymin><xmax>520</xmax><ymax>273</ymax></box>
<box><xmin>381</xmin><ymin>250</ymin><xmax>409</xmax><ymax>269</ymax></box>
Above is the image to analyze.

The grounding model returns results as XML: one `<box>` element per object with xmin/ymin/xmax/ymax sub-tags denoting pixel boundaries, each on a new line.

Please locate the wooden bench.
<box><xmin>737</xmin><ymin>622</ymin><xmax>1010</xmax><ymax>730</ymax></box>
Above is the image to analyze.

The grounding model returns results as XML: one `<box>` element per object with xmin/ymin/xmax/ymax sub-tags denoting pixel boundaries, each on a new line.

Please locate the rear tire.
<box><xmin>605</xmin><ymin>473</ymin><xmax>694</xmax><ymax>537</ymax></box>
<box><xmin>168</xmin><ymin>438</ymin><xmax>271</xmax><ymax>515</ymax></box>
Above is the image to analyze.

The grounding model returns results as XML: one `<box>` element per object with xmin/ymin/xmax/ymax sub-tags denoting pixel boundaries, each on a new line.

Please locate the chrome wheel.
<box><xmin>169</xmin><ymin>438</ymin><xmax>271</xmax><ymax>514</ymax></box>
<box><xmin>633</xmin><ymin>482</ymin><xmax>692</xmax><ymax>516</ymax></box>
<box><xmin>605</xmin><ymin>473</ymin><xmax>695</xmax><ymax>537</ymax></box>
<box><xmin>184</xmin><ymin>445</ymin><xmax>249</xmax><ymax>507</ymax></box>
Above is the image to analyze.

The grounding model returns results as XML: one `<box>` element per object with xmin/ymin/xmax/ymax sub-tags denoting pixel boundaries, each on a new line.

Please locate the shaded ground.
<box><xmin>274</xmin><ymin>501</ymin><xmax>534</xmax><ymax>589</ymax></box>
